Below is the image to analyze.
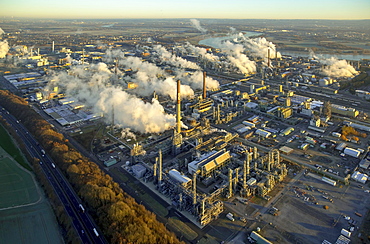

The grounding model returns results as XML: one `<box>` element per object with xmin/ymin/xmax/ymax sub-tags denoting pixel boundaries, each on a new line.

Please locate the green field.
<box><xmin>0</xmin><ymin>202</ymin><xmax>63</xmax><ymax>244</ymax></box>
<box><xmin>0</xmin><ymin>155</ymin><xmax>39</xmax><ymax>208</ymax></box>
<box><xmin>0</xmin><ymin>147</ymin><xmax>63</xmax><ymax>244</ymax></box>
<box><xmin>168</xmin><ymin>217</ymin><xmax>198</xmax><ymax>241</ymax></box>
<box><xmin>0</xmin><ymin>124</ymin><xmax>31</xmax><ymax>171</ymax></box>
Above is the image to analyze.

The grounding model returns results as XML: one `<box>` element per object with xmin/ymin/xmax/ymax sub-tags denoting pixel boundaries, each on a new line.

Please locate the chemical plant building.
<box><xmin>3</xmin><ymin>72</ymin><xmax>47</xmax><ymax>93</ymax></box>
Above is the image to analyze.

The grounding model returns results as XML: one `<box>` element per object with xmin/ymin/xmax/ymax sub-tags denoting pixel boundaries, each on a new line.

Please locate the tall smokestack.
<box><xmin>158</xmin><ymin>149</ymin><xmax>162</xmax><ymax>183</ymax></box>
<box><xmin>52</xmin><ymin>41</ymin><xmax>55</xmax><ymax>53</ymax></box>
<box><xmin>275</xmin><ymin>49</ymin><xmax>278</xmax><ymax>61</ymax></box>
<box><xmin>176</xmin><ymin>80</ymin><xmax>181</xmax><ymax>134</ymax></box>
<box><xmin>267</xmin><ymin>48</ymin><xmax>270</xmax><ymax>68</ymax></box>
<box><xmin>193</xmin><ymin>173</ymin><xmax>197</xmax><ymax>205</ymax></box>
<box><xmin>202</xmin><ymin>71</ymin><xmax>207</xmax><ymax>99</ymax></box>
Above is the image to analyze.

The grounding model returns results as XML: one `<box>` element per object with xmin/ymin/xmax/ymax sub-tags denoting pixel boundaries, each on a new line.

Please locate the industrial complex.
<box><xmin>1</xmin><ymin>19</ymin><xmax>370</xmax><ymax>244</ymax></box>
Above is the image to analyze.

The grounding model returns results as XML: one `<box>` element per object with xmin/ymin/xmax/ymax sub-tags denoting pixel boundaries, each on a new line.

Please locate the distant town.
<box><xmin>0</xmin><ymin>18</ymin><xmax>370</xmax><ymax>244</ymax></box>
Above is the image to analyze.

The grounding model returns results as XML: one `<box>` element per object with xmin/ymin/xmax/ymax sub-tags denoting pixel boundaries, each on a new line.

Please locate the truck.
<box><xmin>93</xmin><ymin>228</ymin><xmax>99</xmax><ymax>237</ymax></box>
<box><xmin>226</xmin><ymin>212</ymin><xmax>235</xmax><ymax>221</ymax></box>
<box><xmin>41</xmin><ymin>149</ymin><xmax>46</xmax><ymax>155</ymax></box>
<box><xmin>79</xmin><ymin>204</ymin><xmax>85</xmax><ymax>213</ymax></box>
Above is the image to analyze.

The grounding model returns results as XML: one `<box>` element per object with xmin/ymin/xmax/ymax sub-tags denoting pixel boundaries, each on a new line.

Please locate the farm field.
<box><xmin>0</xmin><ymin>146</ymin><xmax>63</xmax><ymax>244</ymax></box>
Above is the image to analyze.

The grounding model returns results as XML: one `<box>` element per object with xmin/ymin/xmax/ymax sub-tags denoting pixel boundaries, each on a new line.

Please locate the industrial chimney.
<box><xmin>176</xmin><ymin>80</ymin><xmax>181</xmax><ymax>134</ymax></box>
<box><xmin>52</xmin><ymin>41</ymin><xmax>55</xmax><ymax>53</ymax></box>
<box><xmin>202</xmin><ymin>71</ymin><xmax>207</xmax><ymax>99</ymax></box>
<box><xmin>267</xmin><ymin>48</ymin><xmax>271</xmax><ymax>68</ymax></box>
<box><xmin>275</xmin><ymin>49</ymin><xmax>278</xmax><ymax>61</ymax></box>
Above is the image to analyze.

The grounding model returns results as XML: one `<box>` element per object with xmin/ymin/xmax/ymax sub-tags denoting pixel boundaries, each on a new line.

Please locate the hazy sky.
<box><xmin>0</xmin><ymin>0</ymin><xmax>369</xmax><ymax>19</ymax></box>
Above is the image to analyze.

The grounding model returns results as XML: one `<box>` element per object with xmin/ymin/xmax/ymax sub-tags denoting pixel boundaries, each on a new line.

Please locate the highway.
<box><xmin>0</xmin><ymin>106</ymin><xmax>106</xmax><ymax>244</ymax></box>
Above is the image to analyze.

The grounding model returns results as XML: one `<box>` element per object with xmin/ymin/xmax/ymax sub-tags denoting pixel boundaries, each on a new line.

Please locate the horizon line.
<box><xmin>1</xmin><ymin>17</ymin><xmax>369</xmax><ymax>21</ymax></box>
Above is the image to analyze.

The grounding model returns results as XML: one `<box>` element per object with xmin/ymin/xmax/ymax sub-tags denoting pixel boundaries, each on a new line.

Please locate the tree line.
<box><xmin>0</xmin><ymin>90</ymin><xmax>182</xmax><ymax>244</ymax></box>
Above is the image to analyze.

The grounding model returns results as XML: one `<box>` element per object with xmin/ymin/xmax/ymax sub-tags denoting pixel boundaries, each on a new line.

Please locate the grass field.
<box><xmin>0</xmin><ymin>147</ymin><xmax>63</xmax><ymax>244</ymax></box>
<box><xmin>0</xmin><ymin>202</ymin><xmax>63</xmax><ymax>244</ymax></box>
<box><xmin>111</xmin><ymin>168</ymin><xmax>169</xmax><ymax>217</ymax></box>
<box><xmin>168</xmin><ymin>217</ymin><xmax>198</xmax><ymax>241</ymax></box>
<box><xmin>0</xmin><ymin>151</ymin><xmax>39</xmax><ymax>208</ymax></box>
<box><xmin>0</xmin><ymin>124</ymin><xmax>31</xmax><ymax>171</ymax></box>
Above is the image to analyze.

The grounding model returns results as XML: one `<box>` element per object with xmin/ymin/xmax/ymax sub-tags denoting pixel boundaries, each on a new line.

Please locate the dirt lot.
<box><xmin>259</xmin><ymin>172</ymin><xmax>370</xmax><ymax>244</ymax></box>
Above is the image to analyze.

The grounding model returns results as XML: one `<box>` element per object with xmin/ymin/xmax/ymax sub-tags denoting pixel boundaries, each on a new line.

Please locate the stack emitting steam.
<box><xmin>190</xmin><ymin>19</ymin><xmax>207</xmax><ymax>33</ymax></box>
<box><xmin>320</xmin><ymin>57</ymin><xmax>358</xmax><ymax>78</ymax></box>
<box><xmin>47</xmin><ymin>63</ymin><xmax>176</xmax><ymax>134</ymax></box>
<box><xmin>105</xmin><ymin>47</ymin><xmax>219</xmax><ymax>100</ymax></box>
<box><xmin>308</xmin><ymin>49</ymin><xmax>357</xmax><ymax>78</ymax></box>
<box><xmin>203</xmin><ymin>71</ymin><xmax>207</xmax><ymax>99</ymax></box>
<box><xmin>152</xmin><ymin>45</ymin><xmax>200</xmax><ymax>70</ymax></box>
<box><xmin>176</xmin><ymin>80</ymin><xmax>181</xmax><ymax>134</ymax></box>
<box><xmin>0</xmin><ymin>27</ymin><xmax>9</xmax><ymax>59</ymax></box>
<box><xmin>184</xmin><ymin>43</ymin><xmax>220</xmax><ymax>63</ymax></box>
<box><xmin>220</xmin><ymin>40</ymin><xmax>257</xmax><ymax>75</ymax></box>
<box><xmin>241</xmin><ymin>37</ymin><xmax>281</xmax><ymax>63</ymax></box>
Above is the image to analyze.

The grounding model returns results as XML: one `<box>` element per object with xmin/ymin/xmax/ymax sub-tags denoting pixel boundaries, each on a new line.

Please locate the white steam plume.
<box><xmin>175</xmin><ymin>71</ymin><xmax>219</xmax><ymax>91</ymax></box>
<box><xmin>103</xmin><ymin>48</ymin><xmax>218</xmax><ymax>99</ymax></box>
<box><xmin>243</xmin><ymin>37</ymin><xmax>281</xmax><ymax>61</ymax></box>
<box><xmin>320</xmin><ymin>57</ymin><xmax>358</xmax><ymax>78</ymax></box>
<box><xmin>229</xmin><ymin>27</ymin><xmax>236</xmax><ymax>35</ymax></box>
<box><xmin>0</xmin><ymin>27</ymin><xmax>9</xmax><ymax>58</ymax></box>
<box><xmin>220</xmin><ymin>41</ymin><xmax>256</xmax><ymax>74</ymax></box>
<box><xmin>105</xmin><ymin>48</ymin><xmax>126</xmax><ymax>62</ymax></box>
<box><xmin>152</xmin><ymin>45</ymin><xmax>200</xmax><ymax>70</ymax></box>
<box><xmin>47</xmin><ymin>63</ymin><xmax>176</xmax><ymax>133</ymax></box>
<box><xmin>118</xmin><ymin>56</ymin><xmax>194</xmax><ymax>99</ymax></box>
<box><xmin>190</xmin><ymin>19</ymin><xmax>207</xmax><ymax>33</ymax></box>
<box><xmin>120</xmin><ymin>128</ymin><xmax>137</xmax><ymax>141</ymax></box>
<box><xmin>184</xmin><ymin>43</ymin><xmax>220</xmax><ymax>62</ymax></box>
<box><xmin>0</xmin><ymin>40</ymin><xmax>9</xmax><ymax>58</ymax></box>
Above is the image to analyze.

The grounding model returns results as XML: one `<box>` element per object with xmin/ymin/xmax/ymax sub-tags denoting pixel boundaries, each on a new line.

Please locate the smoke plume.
<box><xmin>320</xmin><ymin>57</ymin><xmax>358</xmax><ymax>78</ymax></box>
<box><xmin>184</xmin><ymin>43</ymin><xmax>220</xmax><ymax>62</ymax></box>
<box><xmin>0</xmin><ymin>40</ymin><xmax>9</xmax><ymax>58</ymax></box>
<box><xmin>117</xmin><ymin>55</ymin><xmax>194</xmax><ymax>99</ymax></box>
<box><xmin>152</xmin><ymin>45</ymin><xmax>200</xmax><ymax>70</ymax></box>
<box><xmin>0</xmin><ymin>27</ymin><xmax>9</xmax><ymax>58</ymax></box>
<box><xmin>190</xmin><ymin>19</ymin><xmax>207</xmax><ymax>33</ymax></box>
<box><xmin>220</xmin><ymin>41</ymin><xmax>256</xmax><ymax>74</ymax></box>
<box><xmin>47</xmin><ymin>63</ymin><xmax>176</xmax><ymax>133</ymax></box>
<box><xmin>242</xmin><ymin>37</ymin><xmax>281</xmax><ymax>61</ymax></box>
<box><xmin>121</xmin><ymin>128</ymin><xmax>137</xmax><ymax>141</ymax></box>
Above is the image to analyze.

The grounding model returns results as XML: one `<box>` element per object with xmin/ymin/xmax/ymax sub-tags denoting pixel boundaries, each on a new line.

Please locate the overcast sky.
<box><xmin>1</xmin><ymin>0</ymin><xmax>369</xmax><ymax>19</ymax></box>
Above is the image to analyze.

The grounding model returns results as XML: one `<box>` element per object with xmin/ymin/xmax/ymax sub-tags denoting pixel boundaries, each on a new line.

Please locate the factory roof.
<box><xmin>169</xmin><ymin>169</ymin><xmax>191</xmax><ymax>185</ymax></box>
<box><xmin>250</xmin><ymin>231</ymin><xmax>273</xmax><ymax>244</ymax></box>
<box><xmin>290</xmin><ymin>94</ymin><xmax>311</xmax><ymax>104</ymax></box>
<box><xmin>359</xmin><ymin>158</ymin><xmax>370</xmax><ymax>169</ymax></box>
<box><xmin>189</xmin><ymin>149</ymin><xmax>231</xmax><ymax>175</ymax></box>
<box><xmin>279</xmin><ymin>146</ymin><xmax>294</xmax><ymax>155</ymax></box>
<box><xmin>351</xmin><ymin>171</ymin><xmax>368</xmax><ymax>184</ymax></box>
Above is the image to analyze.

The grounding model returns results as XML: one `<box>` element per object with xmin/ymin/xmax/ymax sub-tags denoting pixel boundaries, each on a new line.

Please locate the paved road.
<box><xmin>0</xmin><ymin>106</ymin><xmax>106</xmax><ymax>244</ymax></box>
